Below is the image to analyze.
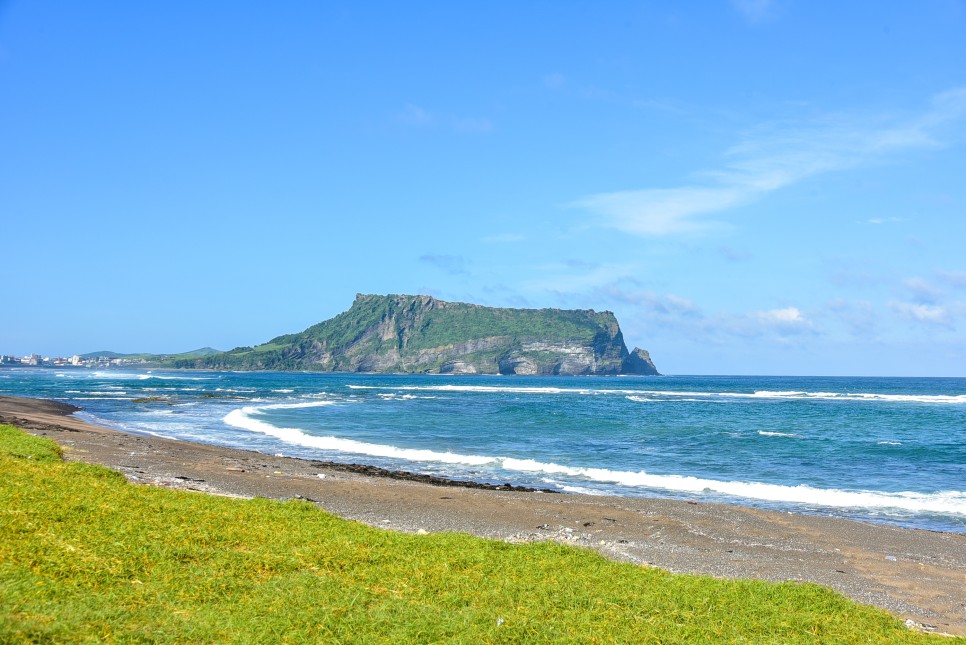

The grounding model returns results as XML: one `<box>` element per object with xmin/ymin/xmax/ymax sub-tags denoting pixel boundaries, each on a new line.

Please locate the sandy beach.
<box><xmin>2</xmin><ymin>394</ymin><xmax>964</xmax><ymax>636</ymax></box>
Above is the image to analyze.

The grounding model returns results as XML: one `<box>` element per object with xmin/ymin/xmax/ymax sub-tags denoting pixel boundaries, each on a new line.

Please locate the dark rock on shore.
<box><xmin>308</xmin><ymin>460</ymin><xmax>560</xmax><ymax>493</ymax></box>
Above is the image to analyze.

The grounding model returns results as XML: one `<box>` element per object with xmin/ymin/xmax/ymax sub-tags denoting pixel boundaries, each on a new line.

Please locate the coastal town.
<box><xmin>0</xmin><ymin>354</ymin><xmax>149</xmax><ymax>368</ymax></box>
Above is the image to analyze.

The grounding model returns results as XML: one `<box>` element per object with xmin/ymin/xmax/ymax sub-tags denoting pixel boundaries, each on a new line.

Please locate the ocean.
<box><xmin>2</xmin><ymin>368</ymin><xmax>964</xmax><ymax>533</ymax></box>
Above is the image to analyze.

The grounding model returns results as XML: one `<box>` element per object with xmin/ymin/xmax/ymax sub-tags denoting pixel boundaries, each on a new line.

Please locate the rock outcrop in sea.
<box><xmin>176</xmin><ymin>294</ymin><xmax>659</xmax><ymax>375</ymax></box>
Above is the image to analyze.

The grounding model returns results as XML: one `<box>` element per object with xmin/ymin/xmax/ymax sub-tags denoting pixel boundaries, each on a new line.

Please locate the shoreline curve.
<box><xmin>1</xmin><ymin>394</ymin><xmax>964</xmax><ymax>635</ymax></box>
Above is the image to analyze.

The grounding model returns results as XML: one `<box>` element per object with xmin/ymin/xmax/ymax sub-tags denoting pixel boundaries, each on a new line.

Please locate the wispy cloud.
<box><xmin>543</xmin><ymin>73</ymin><xmax>566</xmax><ymax>90</ymax></box>
<box><xmin>866</xmin><ymin>216</ymin><xmax>902</xmax><ymax>225</ymax></box>
<box><xmin>521</xmin><ymin>263</ymin><xmax>640</xmax><ymax>293</ymax></box>
<box><xmin>419</xmin><ymin>254</ymin><xmax>469</xmax><ymax>275</ymax></box>
<box><xmin>396</xmin><ymin>104</ymin><xmax>494</xmax><ymax>133</ymax></box>
<box><xmin>572</xmin><ymin>186</ymin><xmax>742</xmax><ymax>235</ymax></box>
<box><xmin>827</xmin><ymin>299</ymin><xmax>878</xmax><ymax>337</ymax></box>
<box><xmin>901</xmin><ymin>277</ymin><xmax>943</xmax><ymax>304</ymax></box>
<box><xmin>591</xmin><ymin>283</ymin><xmax>702</xmax><ymax>319</ymax></box>
<box><xmin>578</xmin><ymin>281</ymin><xmax>817</xmax><ymax>343</ymax></box>
<box><xmin>397</xmin><ymin>103</ymin><xmax>434</xmax><ymax>126</ymax></box>
<box><xmin>753</xmin><ymin>306</ymin><xmax>814</xmax><ymax>332</ymax></box>
<box><xmin>572</xmin><ymin>87</ymin><xmax>966</xmax><ymax>237</ymax></box>
<box><xmin>889</xmin><ymin>302</ymin><xmax>954</xmax><ymax>329</ymax></box>
<box><xmin>482</xmin><ymin>233</ymin><xmax>525</xmax><ymax>244</ymax></box>
<box><xmin>718</xmin><ymin>245</ymin><xmax>752</xmax><ymax>262</ymax></box>
<box><xmin>565</xmin><ymin>259</ymin><xmax>601</xmax><ymax>271</ymax></box>
<box><xmin>938</xmin><ymin>270</ymin><xmax>966</xmax><ymax>289</ymax></box>
<box><xmin>732</xmin><ymin>0</ymin><xmax>776</xmax><ymax>23</ymax></box>
<box><xmin>451</xmin><ymin>116</ymin><xmax>494</xmax><ymax>133</ymax></box>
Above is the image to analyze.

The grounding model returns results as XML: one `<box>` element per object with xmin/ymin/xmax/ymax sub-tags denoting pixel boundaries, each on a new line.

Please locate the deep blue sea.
<box><xmin>3</xmin><ymin>368</ymin><xmax>965</xmax><ymax>533</ymax></box>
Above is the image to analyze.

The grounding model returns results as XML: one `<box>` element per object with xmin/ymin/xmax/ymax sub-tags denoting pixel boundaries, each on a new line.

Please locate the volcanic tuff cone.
<box><xmin>178</xmin><ymin>294</ymin><xmax>659</xmax><ymax>375</ymax></box>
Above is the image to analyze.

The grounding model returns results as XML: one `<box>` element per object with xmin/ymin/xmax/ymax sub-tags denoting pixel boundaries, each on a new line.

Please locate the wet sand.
<box><xmin>2</xmin><ymin>395</ymin><xmax>964</xmax><ymax>635</ymax></box>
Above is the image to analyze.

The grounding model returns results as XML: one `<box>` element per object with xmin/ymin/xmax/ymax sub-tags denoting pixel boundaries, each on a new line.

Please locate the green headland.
<box><xmin>174</xmin><ymin>293</ymin><xmax>659</xmax><ymax>375</ymax></box>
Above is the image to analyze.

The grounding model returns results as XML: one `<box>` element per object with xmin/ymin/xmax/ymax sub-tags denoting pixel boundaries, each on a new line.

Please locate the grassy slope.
<box><xmin>182</xmin><ymin>295</ymin><xmax>619</xmax><ymax>370</ymax></box>
<box><xmin>286</xmin><ymin>295</ymin><xmax>609</xmax><ymax>348</ymax></box>
<box><xmin>0</xmin><ymin>424</ymin><xmax>945</xmax><ymax>644</ymax></box>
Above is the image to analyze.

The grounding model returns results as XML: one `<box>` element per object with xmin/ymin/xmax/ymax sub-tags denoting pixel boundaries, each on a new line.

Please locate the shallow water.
<box><xmin>3</xmin><ymin>368</ymin><xmax>965</xmax><ymax>532</ymax></box>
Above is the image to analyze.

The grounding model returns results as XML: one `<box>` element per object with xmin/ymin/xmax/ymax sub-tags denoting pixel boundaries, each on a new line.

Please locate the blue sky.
<box><xmin>2</xmin><ymin>1</ymin><xmax>965</xmax><ymax>376</ymax></box>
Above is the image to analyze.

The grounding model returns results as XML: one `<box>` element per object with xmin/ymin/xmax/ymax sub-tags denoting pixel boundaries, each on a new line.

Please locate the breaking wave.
<box><xmin>223</xmin><ymin>402</ymin><xmax>966</xmax><ymax>516</ymax></box>
<box><xmin>348</xmin><ymin>384</ymin><xmax>966</xmax><ymax>404</ymax></box>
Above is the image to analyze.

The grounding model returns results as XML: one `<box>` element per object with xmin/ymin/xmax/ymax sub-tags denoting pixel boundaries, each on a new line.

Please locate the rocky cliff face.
<box><xmin>180</xmin><ymin>294</ymin><xmax>659</xmax><ymax>375</ymax></box>
<box><xmin>623</xmin><ymin>347</ymin><xmax>659</xmax><ymax>376</ymax></box>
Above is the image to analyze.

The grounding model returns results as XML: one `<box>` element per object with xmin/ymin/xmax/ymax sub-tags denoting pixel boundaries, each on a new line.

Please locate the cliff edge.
<box><xmin>176</xmin><ymin>294</ymin><xmax>659</xmax><ymax>375</ymax></box>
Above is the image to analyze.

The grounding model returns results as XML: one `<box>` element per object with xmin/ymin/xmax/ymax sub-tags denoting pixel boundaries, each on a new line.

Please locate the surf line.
<box><xmin>223</xmin><ymin>403</ymin><xmax>966</xmax><ymax>516</ymax></box>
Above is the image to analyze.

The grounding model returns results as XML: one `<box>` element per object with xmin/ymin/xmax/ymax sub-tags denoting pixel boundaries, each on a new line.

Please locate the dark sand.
<box><xmin>2</xmin><ymin>395</ymin><xmax>964</xmax><ymax>636</ymax></box>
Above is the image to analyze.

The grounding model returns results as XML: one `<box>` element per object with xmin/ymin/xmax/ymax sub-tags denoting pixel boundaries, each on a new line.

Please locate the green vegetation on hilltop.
<box><xmin>0</xmin><ymin>424</ymin><xmax>944</xmax><ymax>643</ymax></box>
<box><xmin>175</xmin><ymin>294</ymin><xmax>659</xmax><ymax>375</ymax></box>
<box><xmin>80</xmin><ymin>348</ymin><xmax>223</xmax><ymax>362</ymax></box>
<box><xmin>280</xmin><ymin>293</ymin><xmax>606</xmax><ymax>349</ymax></box>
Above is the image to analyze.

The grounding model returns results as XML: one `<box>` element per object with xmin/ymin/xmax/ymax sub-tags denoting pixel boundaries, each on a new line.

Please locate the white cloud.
<box><xmin>749</xmin><ymin>307</ymin><xmax>816</xmax><ymax>337</ymax></box>
<box><xmin>901</xmin><ymin>277</ymin><xmax>943</xmax><ymax>304</ymax></box>
<box><xmin>866</xmin><ymin>217</ymin><xmax>902</xmax><ymax>225</ymax></box>
<box><xmin>573</xmin><ymin>87</ymin><xmax>966</xmax><ymax>237</ymax></box>
<box><xmin>571</xmin><ymin>186</ymin><xmax>741</xmax><ymax>235</ymax></box>
<box><xmin>890</xmin><ymin>301</ymin><xmax>954</xmax><ymax>328</ymax></box>
<box><xmin>754</xmin><ymin>306</ymin><xmax>807</xmax><ymax>324</ymax></box>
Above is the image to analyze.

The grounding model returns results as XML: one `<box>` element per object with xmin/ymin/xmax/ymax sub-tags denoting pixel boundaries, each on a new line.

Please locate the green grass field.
<box><xmin>0</xmin><ymin>424</ymin><xmax>952</xmax><ymax>643</ymax></box>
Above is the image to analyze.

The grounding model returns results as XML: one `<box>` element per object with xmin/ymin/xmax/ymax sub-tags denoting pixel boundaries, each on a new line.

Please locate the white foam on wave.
<box><xmin>557</xmin><ymin>485</ymin><xmax>606</xmax><ymax>496</ymax></box>
<box><xmin>80</xmin><ymin>371</ymin><xmax>212</xmax><ymax>381</ymax></box>
<box><xmin>758</xmin><ymin>431</ymin><xmax>802</xmax><ymax>438</ymax></box>
<box><xmin>259</xmin><ymin>401</ymin><xmax>336</xmax><ymax>411</ymax></box>
<box><xmin>626</xmin><ymin>395</ymin><xmax>723</xmax><ymax>404</ymax></box>
<box><xmin>744</xmin><ymin>390</ymin><xmax>966</xmax><ymax>404</ymax></box>
<box><xmin>223</xmin><ymin>402</ymin><xmax>493</xmax><ymax>465</ymax></box>
<box><xmin>348</xmin><ymin>384</ymin><xmax>602</xmax><ymax>395</ymax></box>
<box><xmin>223</xmin><ymin>402</ymin><xmax>966</xmax><ymax>516</ymax></box>
<box><xmin>71</xmin><ymin>397</ymin><xmax>136</xmax><ymax>401</ymax></box>
<box><xmin>137</xmin><ymin>374</ymin><xmax>214</xmax><ymax>381</ymax></box>
<box><xmin>349</xmin><ymin>384</ymin><xmax>966</xmax><ymax>404</ymax></box>
<box><xmin>501</xmin><ymin>458</ymin><xmax>966</xmax><ymax>515</ymax></box>
<box><xmin>376</xmin><ymin>393</ymin><xmax>438</xmax><ymax>401</ymax></box>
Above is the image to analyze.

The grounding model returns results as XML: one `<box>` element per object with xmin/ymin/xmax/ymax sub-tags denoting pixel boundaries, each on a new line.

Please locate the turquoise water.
<box><xmin>3</xmin><ymin>368</ymin><xmax>965</xmax><ymax>532</ymax></box>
